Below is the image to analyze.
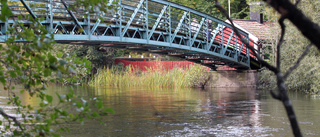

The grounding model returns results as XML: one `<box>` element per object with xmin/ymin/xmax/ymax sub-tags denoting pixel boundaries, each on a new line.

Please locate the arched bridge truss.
<box><xmin>0</xmin><ymin>0</ymin><xmax>261</xmax><ymax>70</ymax></box>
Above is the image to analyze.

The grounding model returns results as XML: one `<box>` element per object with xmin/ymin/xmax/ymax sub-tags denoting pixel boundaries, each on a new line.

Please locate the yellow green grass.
<box><xmin>90</xmin><ymin>63</ymin><xmax>209</xmax><ymax>89</ymax></box>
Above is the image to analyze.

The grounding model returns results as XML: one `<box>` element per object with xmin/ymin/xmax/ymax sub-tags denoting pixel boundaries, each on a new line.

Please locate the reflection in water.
<box><xmin>56</xmin><ymin>87</ymin><xmax>280</xmax><ymax>136</ymax></box>
<box><xmin>1</xmin><ymin>85</ymin><xmax>320</xmax><ymax>136</ymax></box>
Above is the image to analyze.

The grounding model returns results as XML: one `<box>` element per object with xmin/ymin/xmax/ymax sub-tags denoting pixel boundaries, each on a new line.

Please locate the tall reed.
<box><xmin>90</xmin><ymin>63</ymin><xmax>209</xmax><ymax>89</ymax></box>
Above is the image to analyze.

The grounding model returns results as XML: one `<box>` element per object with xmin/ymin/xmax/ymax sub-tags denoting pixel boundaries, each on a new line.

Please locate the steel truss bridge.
<box><xmin>0</xmin><ymin>0</ymin><xmax>262</xmax><ymax>70</ymax></box>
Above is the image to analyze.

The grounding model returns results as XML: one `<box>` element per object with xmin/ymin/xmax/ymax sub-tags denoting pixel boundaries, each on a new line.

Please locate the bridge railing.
<box><xmin>0</xmin><ymin>0</ymin><xmax>258</xmax><ymax>69</ymax></box>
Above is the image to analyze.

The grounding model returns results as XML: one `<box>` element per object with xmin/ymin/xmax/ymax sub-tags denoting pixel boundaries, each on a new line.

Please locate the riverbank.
<box><xmin>89</xmin><ymin>64</ymin><xmax>259</xmax><ymax>88</ymax></box>
<box><xmin>90</xmin><ymin>64</ymin><xmax>210</xmax><ymax>88</ymax></box>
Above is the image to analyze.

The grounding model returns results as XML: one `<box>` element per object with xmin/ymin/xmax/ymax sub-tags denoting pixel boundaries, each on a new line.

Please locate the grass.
<box><xmin>90</xmin><ymin>63</ymin><xmax>210</xmax><ymax>89</ymax></box>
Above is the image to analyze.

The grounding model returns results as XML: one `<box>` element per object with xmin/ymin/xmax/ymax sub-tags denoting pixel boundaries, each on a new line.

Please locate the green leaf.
<box><xmin>105</xmin><ymin>108</ymin><xmax>115</xmax><ymax>114</ymax></box>
<box><xmin>9</xmin><ymin>71</ymin><xmax>16</xmax><ymax>78</ymax></box>
<box><xmin>44</xmin><ymin>68</ymin><xmax>50</xmax><ymax>77</ymax></box>
<box><xmin>57</xmin><ymin>52</ymin><xmax>63</xmax><ymax>58</ymax></box>
<box><xmin>92</xmin><ymin>111</ymin><xmax>99</xmax><ymax>117</ymax></box>
<box><xmin>76</xmin><ymin>102</ymin><xmax>82</xmax><ymax>108</ymax></box>
<box><xmin>48</xmin><ymin>53</ymin><xmax>57</xmax><ymax>63</ymax></box>
<box><xmin>68</xmin><ymin>113</ymin><xmax>74</xmax><ymax>119</ymax></box>
<box><xmin>96</xmin><ymin>101</ymin><xmax>103</xmax><ymax>109</ymax></box>
<box><xmin>0</xmin><ymin>0</ymin><xmax>13</xmax><ymax>22</ymax></box>
<box><xmin>46</xmin><ymin>95</ymin><xmax>53</xmax><ymax>103</ymax></box>
<box><xmin>0</xmin><ymin>77</ymin><xmax>6</xmax><ymax>85</ymax></box>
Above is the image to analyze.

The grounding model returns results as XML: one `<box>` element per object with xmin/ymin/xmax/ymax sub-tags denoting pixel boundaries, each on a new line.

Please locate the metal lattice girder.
<box><xmin>222</xmin><ymin>30</ymin><xmax>234</xmax><ymax>55</ymax></box>
<box><xmin>121</xmin><ymin>0</ymin><xmax>145</xmax><ymax>37</ymax></box>
<box><xmin>91</xmin><ymin>19</ymin><xmax>101</xmax><ymax>35</ymax></box>
<box><xmin>207</xmin><ymin>24</ymin><xmax>221</xmax><ymax>51</ymax></box>
<box><xmin>0</xmin><ymin>0</ymin><xmax>261</xmax><ymax>70</ymax></box>
<box><xmin>148</xmin><ymin>5</ymin><xmax>168</xmax><ymax>40</ymax></box>
<box><xmin>61</xmin><ymin>0</ymin><xmax>86</xmax><ymax>34</ymax></box>
<box><xmin>171</xmin><ymin>12</ymin><xmax>187</xmax><ymax>43</ymax></box>
<box><xmin>191</xmin><ymin>18</ymin><xmax>205</xmax><ymax>47</ymax></box>
<box><xmin>20</xmin><ymin>0</ymin><xmax>37</xmax><ymax>19</ymax></box>
<box><xmin>107</xmin><ymin>0</ymin><xmax>114</xmax><ymax>6</ymax></box>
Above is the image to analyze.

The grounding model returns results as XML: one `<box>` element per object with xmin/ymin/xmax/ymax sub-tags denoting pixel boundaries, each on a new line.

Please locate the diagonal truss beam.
<box><xmin>121</xmin><ymin>0</ymin><xmax>144</xmax><ymax>37</ymax></box>
<box><xmin>2</xmin><ymin>0</ymin><xmax>254</xmax><ymax>69</ymax></box>
<box><xmin>207</xmin><ymin>24</ymin><xmax>221</xmax><ymax>50</ymax></box>
<box><xmin>20</xmin><ymin>0</ymin><xmax>37</xmax><ymax>19</ymax></box>
<box><xmin>222</xmin><ymin>30</ymin><xmax>234</xmax><ymax>55</ymax></box>
<box><xmin>190</xmin><ymin>18</ymin><xmax>205</xmax><ymax>46</ymax></box>
<box><xmin>107</xmin><ymin>0</ymin><xmax>114</xmax><ymax>6</ymax></box>
<box><xmin>171</xmin><ymin>12</ymin><xmax>187</xmax><ymax>43</ymax></box>
<box><xmin>61</xmin><ymin>0</ymin><xmax>86</xmax><ymax>34</ymax></box>
<box><xmin>91</xmin><ymin>19</ymin><xmax>101</xmax><ymax>35</ymax></box>
<box><xmin>148</xmin><ymin>5</ymin><xmax>168</xmax><ymax>40</ymax></box>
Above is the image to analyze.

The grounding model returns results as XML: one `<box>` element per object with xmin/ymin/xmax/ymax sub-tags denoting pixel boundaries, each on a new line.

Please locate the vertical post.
<box><xmin>221</xmin><ymin>25</ymin><xmax>224</xmax><ymax>53</ymax></box>
<box><xmin>247</xmin><ymin>36</ymin><xmax>250</xmax><ymax>66</ymax></box>
<box><xmin>228</xmin><ymin>0</ymin><xmax>231</xmax><ymax>17</ymax></box>
<box><xmin>188</xmin><ymin>11</ymin><xmax>191</xmax><ymax>49</ymax></box>
<box><xmin>206</xmin><ymin>17</ymin><xmax>209</xmax><ymax>51</ymax></box>
<box><xmin>5</xmin><ymin>20</ymin><xmax>8</xmax><ymax>40</ymax></box>
<box><xmin>145</xmin><ymin>0</ymin><xmax>148</xmax><ymax>43</ymax></box>
<box><xmin>50</xmin><ymin>0</ymin><xmax>53</xmax><ymax>32</ymax></box>
<box><xmin>119</xmin><ymin>0</ymin><xmax>122</xmax><ymax>41</ymax></box>
<box><xmin>88</xmin><ymin>13</ymin><xmax>91</xmax><ymax>39</ymax></box>
<box><xmin>168</xmin><ymin>5</ymin><xmax>171</xmax><ymax>46</ymax></box>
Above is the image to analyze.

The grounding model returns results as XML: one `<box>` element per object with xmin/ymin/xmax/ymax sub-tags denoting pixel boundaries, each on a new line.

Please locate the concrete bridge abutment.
<box><xmin>205</xmin><ymin>70</ymin><xmax>259</xmax><ymax>88</ymax></box>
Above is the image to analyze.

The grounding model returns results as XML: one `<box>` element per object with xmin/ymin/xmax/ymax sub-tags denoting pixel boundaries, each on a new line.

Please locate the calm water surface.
<box><xmin>2</xmin><ymin>86</ymin><xmax>320</xmax><ymax>136</ymax></box>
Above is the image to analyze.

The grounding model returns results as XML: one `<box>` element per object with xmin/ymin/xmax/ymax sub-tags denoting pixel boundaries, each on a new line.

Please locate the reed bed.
<box><xmin>90</xmin><ymin>63</ymin><xmax>209</xmax><ymax>89</ymax></box>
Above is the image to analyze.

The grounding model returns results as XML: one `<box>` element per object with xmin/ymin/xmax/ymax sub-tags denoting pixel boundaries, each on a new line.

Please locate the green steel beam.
<box><xmin>20</xmin><ymin>0</ymin><xmax>37</xmax><ymax>19</ymax></box>
<box><xmin>121</xmin><ymin>0</ymin><xmax>144</xmax><ymax>37</ymax></box>
<box><xmin>148</xmin><ymin>5</ymin><xmax>168</xmax><ymax>40</ymax></box>
<box><xmin>191</xmin><ymin>18</ymin><xmax>205</xmax><ymax>47</ymax></box>
<box><xmin>1</xmin><ymin>0</ymin><xmax>257</xmax><ymax>70</ymax></box>
<box><xmin>61</xmin><ymin>0</ymin><xmax>86</xmax><ymax>35</ymax></box>
<box><xmin>171</xmin><ymin>12</ymin><xmax>187</xmax><ymax>43</ymax></box>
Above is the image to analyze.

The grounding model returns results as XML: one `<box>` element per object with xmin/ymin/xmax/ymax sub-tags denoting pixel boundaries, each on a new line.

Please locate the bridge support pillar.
<box><xmin>205</xmin><ymin>70</ymin><xmax>258</xmax><ymax>88</ymax></box>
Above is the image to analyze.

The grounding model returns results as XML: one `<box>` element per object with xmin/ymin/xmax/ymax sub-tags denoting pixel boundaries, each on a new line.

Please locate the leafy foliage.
<box><xmin>170</xmin><ymin>0</ymin><xmax>249</xmax><ymax>19</ymax></box>
<box><xmin>259</xmin><ymin>0</ymin><xmax>320</xmax><ymax>94</ymax></box>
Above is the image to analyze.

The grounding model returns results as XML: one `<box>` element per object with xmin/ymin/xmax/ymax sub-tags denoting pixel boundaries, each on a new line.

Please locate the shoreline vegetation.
<box><xmin>89</xmin><ymin>63</ymin><xmax>211</xmax><ymax>89</ymax></box>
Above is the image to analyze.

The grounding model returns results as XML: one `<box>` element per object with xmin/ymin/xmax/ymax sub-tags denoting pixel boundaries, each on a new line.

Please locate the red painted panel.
<box><xmin>115</xmin><ymin>59</ymin><xmax>194</xmax><ymax>71</ymax></box>
<box><xmin>214</xmin><ymin>27</ymin><xmax>261</xmax><ymax>59</ymax></box>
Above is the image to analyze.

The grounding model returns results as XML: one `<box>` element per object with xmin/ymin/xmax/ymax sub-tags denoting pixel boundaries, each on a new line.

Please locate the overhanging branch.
<box><xmin>0</xmin><ymin>109</ymin><xmax>24</xmax><ymax>131</ymax></box>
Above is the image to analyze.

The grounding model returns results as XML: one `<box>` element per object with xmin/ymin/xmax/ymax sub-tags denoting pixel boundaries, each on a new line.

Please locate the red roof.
<box><xmin>233</xmin><ymin>19</ymin><xmax>271</xmax><ymax>40</ymax></box>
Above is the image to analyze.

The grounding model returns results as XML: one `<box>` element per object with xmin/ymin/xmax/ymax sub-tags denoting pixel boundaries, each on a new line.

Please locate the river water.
<box><xmin>2</xmin><ymin>86</ymin><xmax>320</xmax><ymax>136</ymax></box>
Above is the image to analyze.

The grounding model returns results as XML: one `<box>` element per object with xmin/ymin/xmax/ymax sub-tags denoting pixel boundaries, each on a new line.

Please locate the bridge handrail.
<box><xmin>0</xmin><ymin>0</ymin><xmax>259</xmax><ymax>70</ymax></box>
<box><xmin>150</xmin><ymin>0</ymin><xmax>248</xmax><ymax>36</ymax></box>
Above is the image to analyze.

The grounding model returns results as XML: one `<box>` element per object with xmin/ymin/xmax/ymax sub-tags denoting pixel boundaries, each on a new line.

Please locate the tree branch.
<box><xmin>270</xmin><ymin>90</ymin><xmax>281</xmax><ymax>100</ymax></box>
<box><xmin>283</xmin><ymin>43</ymin><xmax>312</xmax><ymax>80</ymax></box>
<box><xmin>277</xmin><ymin>17</ymin><xmax>286</xmax><ymax>71</ymax></box>
<box><xmin>0</xmin><ymin>109</ymin><xmax>24</xmax><ymax>131</ymax></box>
<box><xmin>295</xmin><ymin>0</ymin><xmax>301</xmax><ymax>6</ymax></box>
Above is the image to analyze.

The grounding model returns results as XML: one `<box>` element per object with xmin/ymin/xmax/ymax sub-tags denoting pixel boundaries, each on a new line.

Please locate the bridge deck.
<box><xmin>0</xmin><ymin>0</ymin><xmax>263</xmax><ymax>70</ymax></box>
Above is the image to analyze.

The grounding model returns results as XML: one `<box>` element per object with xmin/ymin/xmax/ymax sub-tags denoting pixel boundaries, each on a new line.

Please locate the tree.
<box><xmin>170</xmin><ymin>0</ymin><xmax>249</xmax><ymax>19</ymax></box>
<box><xmin>215</xmin><ymin>0</ymin><xmax>320</xmax><ymax>136</ymax></box>
<box><xmin>259</xmin><ymin>0</ymin><xmax>320</xmax><ymax>94</ymax></box>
